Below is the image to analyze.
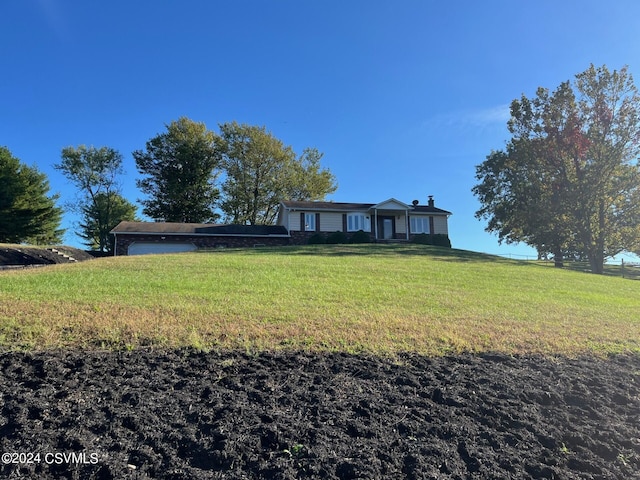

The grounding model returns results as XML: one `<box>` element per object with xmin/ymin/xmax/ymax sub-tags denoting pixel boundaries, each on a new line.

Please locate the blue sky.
<box><xmin>3</xmin><ymin>1</ymin><xmax>640</xmax><ymax>258</ymax></box>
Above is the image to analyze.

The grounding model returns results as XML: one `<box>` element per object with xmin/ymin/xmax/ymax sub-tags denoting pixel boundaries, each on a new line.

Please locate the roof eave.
<box><xmin>109</xmin><ymin>231</ymin><xmax>290</xmax><ymax>238</ymax></box>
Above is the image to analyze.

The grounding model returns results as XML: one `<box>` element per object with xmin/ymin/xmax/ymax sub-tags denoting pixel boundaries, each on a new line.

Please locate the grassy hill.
<box><xmin>0</xmin><ymin>244</ymin><xmax>638</xmax><ymax>355</ymax></box>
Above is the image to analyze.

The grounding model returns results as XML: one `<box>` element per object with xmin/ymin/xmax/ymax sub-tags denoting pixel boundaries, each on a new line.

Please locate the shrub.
<box><xmin>307</xmin><ymin>233</ymin><xmax>326</xmax><ymax>245</ymax></box>
<box><xmin>412</xmin><ymin>234</ymin><xmax>431</xmax><ymax>245</ymax></box>
<box><xmin>412</xmin><ymin>233</ymin><xmax>451</xmax><ymax>248</ymax></box>
<box><xmin>349</xmin><ymin>230</ymin><xmax>371</xmax><ymax>244</ymax></box>
<box><xmin>432</xmin><ymin>234</ymin><xmax>452</xmax><ymax>248</ymax></box>
<box><xmin>326</xmin><ymin>231</ymin><xmax>349</xmax><ymax>244</ymax></box>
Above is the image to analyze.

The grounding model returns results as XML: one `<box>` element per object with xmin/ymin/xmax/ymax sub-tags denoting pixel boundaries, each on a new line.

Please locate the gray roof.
<box><xmin>281</xmin><ymin>200</ymin><xmax>451</xmax><ymax>215</ymax></box>
<box><xmin>411</xmin><ymin>205</ymin><xmax>453</xmax><ymax>215</ymax></box>
<box><xmin>110</xmin><ymin>221</ymin><xmax>289</xmax><ymax>236</ymax></box>
<box><xmin>282</xmin><ymin>201</ymin><xmax>376</xmax><ymax>211</ymax></box>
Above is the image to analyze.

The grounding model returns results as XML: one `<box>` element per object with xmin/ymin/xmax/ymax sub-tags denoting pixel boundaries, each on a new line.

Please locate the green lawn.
<box><xmin>1</xmin><ymin>244</ymin><xmax>638</xmax><ymax>355</ymax></box>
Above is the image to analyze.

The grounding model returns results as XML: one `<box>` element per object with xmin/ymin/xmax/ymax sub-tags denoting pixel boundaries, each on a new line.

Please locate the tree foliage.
<box><xmin>218</xmin><ymin>122</ymin><xmax>336</xmax><ymax>224</ymax></box>
<box><xmin>473</xmin><ymin>65</ymin><xmax>640</xmax><ymax>273</ymax></box>
<box><xmin>0</xmin><ymin>146</ymin><xmax>64</xmax><ymax>244</ymax></box>
<box><xmin>134</xmin><ymin>117</ymin><xmax>221</xmax><ymax>223</ymax></box>
<box><xmin>56</xmin><ymin>145</ymin><xmax>126</xmax><ymax>252</ymax></box>
<box><xmin>79</xmin><ymin>192</ymin><xmax>138</xmax><ymax>253</ymax></box>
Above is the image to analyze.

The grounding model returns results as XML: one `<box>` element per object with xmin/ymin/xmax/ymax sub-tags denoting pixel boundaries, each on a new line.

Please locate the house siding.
<box><xmin>289</xmin><ymin>213</ymin><xmax>301</xmax><ymax>231</ymax></box>
<box><xmin>276</xmin><ymin>208</ymin><xmax>287</xmax><ymax>230</ymax></box>
<box><xmin>288</xmin><ymin>211</ymin><xmax>345</xmax><ymax>233</ymax></box>
<box><xmin>319</xmin><ymin>212</ymin><xmax>343</xmax><ymax>232</ymax></box>
<box><xmin>433</xmin><ymin>216</ymin><xmax>448</xmax><ymax>235</ymax></box>
<box><xmin>287</xmin><ymin>213</ymin><xmax>450</xmax><ymax>243</ymax></box>
<box><xmin>280</xmin><ymin>199</ymin><xmax>451</xmax><ymax>245</ymax></box>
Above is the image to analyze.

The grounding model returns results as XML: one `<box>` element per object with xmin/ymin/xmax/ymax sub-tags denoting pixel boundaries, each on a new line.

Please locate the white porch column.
<box><xmin>374</xmin><ymin>209</ymin><xmax>378</xmax><ymax>240</ymax></box>
<box><xmin>406</xmin><ymin>208</ymin><xmax>409</xmax><ymax>240</ymax></box>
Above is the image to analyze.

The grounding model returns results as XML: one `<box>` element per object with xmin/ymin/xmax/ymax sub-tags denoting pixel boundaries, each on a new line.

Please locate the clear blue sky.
<box><xmin>3</xmin><ymin>1</ymin><xmax>640</xmax><ymax>258</ymax></box>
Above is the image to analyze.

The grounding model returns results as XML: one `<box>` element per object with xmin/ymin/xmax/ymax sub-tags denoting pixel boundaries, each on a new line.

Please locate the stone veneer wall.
<box><xmin>289</xmin><ymin>231</ymin><xmax>320</xmax><ymax>245</ymax></box>
<box><xmin>114</xmin><ymin>234</ymin><xmax>290</xmax><ymax>256</ymax></box>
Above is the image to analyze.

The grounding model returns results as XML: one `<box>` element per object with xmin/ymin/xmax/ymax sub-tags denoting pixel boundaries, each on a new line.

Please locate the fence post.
<box><xmin>622</xmin><ymin>258</ymin><xmax>625</xmax><ymax>279</ymax></box>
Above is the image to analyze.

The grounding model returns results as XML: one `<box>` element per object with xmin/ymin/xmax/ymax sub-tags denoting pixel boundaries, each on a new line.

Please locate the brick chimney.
<box><xmin>428</xmin><ymin>195</ymin><xmax>434</xmax><ymax>208</ymax></box>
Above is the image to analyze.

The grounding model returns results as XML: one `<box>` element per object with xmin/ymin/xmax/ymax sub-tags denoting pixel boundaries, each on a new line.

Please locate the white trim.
<box><xmin>372</xmin><ymin>198</ymin><xmax>411</xmax><ymax>210</ymax></box>
<box><xmin>346</xmin><ymin>213</ymin><xmax>371</xmax><ymax>232</ymax></box>
<box><xmin>410</xmin><ymin>216</ymin><xmax>430</xmax><ymax>234</ymax></box>
<box><xmin>406</xmin><ymin>206</ymin><xmax>410</xmax><ymax>240</ymax></box>
<box><xmin>304</xmin><ymin>212</ymin><xmax>316</xmax><ymax>231</ymax></box>
<box><xmin>374</xmin><ymin>209</ymin><xmax>378</xmax><ymax>239</ymax></box>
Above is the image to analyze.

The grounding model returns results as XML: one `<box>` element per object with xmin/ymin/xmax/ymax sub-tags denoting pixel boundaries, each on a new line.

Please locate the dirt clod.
<box><xmin>0</xmin><ymin>349</ymin><xmax>639</xmax><ymax>479</ymax></box>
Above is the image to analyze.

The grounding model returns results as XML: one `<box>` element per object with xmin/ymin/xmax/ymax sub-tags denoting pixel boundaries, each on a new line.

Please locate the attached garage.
<box><xmin>127</xmin><ymin>242</ymin><xmax>197</xmax><ymax>256</ymax></box>
<box><xmin>110</xmin><ymin>221</ymin><xmax>290</xmax><ymax>256</ymax></box>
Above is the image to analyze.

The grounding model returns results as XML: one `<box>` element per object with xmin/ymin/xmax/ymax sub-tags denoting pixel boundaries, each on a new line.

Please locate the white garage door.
<box><xmin>127</xmin><ymin>242</ymin><xmax>197</xmax><ymax>256</ymax></box>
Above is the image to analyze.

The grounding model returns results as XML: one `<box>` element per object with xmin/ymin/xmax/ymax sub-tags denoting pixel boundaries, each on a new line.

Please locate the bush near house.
<box><xmin>412</xmin><ymin>233</ymin><xmax>452</xmax><ymax>248</ymax></box>
<box><xmin>349</xmin><ymin>230</ymin><xmax>371</xmax><ymax>244</ymax></box>
<box><xmin>309</xmin><ymin>230</ymin><xmax>370</xmax><ymax>245</ymax></box>
<box><xmin>311</xmin><ymin>231</ymin><xmax>450</xmax><ymax>246</ymax></box>
<box><xmin>307</xmin><ymin>233</ymin><xmax>326</xmax><ymax>245</ymax></box>
<box><xmin>326</xmin><ymin>231</ymin><xmax>349</xmax><ymax>244</ymax></box>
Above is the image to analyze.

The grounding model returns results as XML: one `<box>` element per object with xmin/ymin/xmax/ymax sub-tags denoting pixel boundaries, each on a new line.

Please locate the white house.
<box><xmin>277</xmin><ymin>196</ymin><xmax>451</xmax><ymax>244</ymax></box>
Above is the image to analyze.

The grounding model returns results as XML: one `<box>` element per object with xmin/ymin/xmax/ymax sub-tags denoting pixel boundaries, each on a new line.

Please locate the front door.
<box><xmin>382</xmin><ymin>218</ymin><xmax>393</xmax><ymax>240</ymax></box>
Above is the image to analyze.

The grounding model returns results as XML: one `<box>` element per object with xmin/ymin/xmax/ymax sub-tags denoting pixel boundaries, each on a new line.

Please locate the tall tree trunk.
<box><xmin>588</xmin><ymin>250</ymin><xmax>605</xmax><ymax>274</ymax></box>
<box><xmin>552</xmin><ymin>247</ymin><xmax>564</xmax><ymax>268</ymax></box>
<box><xmin>590</xmin><ymin>199</ymin><xmax>607</xmax><ymax>274</ymax></box>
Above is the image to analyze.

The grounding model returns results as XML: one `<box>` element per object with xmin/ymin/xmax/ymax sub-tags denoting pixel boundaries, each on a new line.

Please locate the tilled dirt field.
<box><xmin>0</xmin><ymin>349</ymin><xmax>639</xmax><ymax>479</ymax></box>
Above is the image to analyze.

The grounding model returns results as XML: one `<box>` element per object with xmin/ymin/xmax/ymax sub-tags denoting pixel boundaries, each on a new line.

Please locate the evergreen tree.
<box><xmin>0</xmin><ymin>146</ymin><xmax>64</xmax><ymax>244</ymax></box>
<box><xmin>79</xmin><ymin>192</ymin><xmax>138</xmax><ymax>253</ymax></box>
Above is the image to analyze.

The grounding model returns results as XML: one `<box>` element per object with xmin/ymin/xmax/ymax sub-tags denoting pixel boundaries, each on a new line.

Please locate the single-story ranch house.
<box><xmin>110</xmin><ymin>196</ymin><xmax>451</xmax><ymax>256</ymax></box>
<box><xmin>278</xmin><ymin>196</ymin><xmax>451</xmax><ymax>244</ymax></box>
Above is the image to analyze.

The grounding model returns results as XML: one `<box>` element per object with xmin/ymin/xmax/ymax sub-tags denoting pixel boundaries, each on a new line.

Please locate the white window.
<box><xmin>410</xmin><ymin>216</ymin><xmax>430</xmax><ymax>234</ymax></box>
<box><xmin>304</xmin><ymin>213</ymin><xmax>316</xmax><ymax>231</ymax></box>
<box><xmin>347</xmin><ymin>213</ymin><xmax>371</xmax><ymax>232</ymax></box>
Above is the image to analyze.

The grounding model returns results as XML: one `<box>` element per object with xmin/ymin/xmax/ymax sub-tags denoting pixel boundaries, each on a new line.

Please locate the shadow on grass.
<box><xmin>543</xmin><ymin>261</ymin><xmax>640</xmax><ymax>280</ymax></box>
<box><xmin>259</xmin><ymin>245</ymin><xmax>639</xmax><ymax>277</ymax></box>
<box><xmin>237</xmin><ymin>244</ymin><xmax>513</xmax><ymax>263</ymax></box>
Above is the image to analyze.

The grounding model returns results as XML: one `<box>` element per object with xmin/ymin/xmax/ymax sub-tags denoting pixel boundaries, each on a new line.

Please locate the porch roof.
<box><xmin>372</xmin><ymin>198</ymin><xmax>411</xmax><ymax>210</ymax></box>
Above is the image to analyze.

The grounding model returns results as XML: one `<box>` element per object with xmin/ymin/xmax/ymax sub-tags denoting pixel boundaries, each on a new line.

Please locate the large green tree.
<box><xmin>79</xmin><ymin>192</ymin><xmax>138</xmax><ymax>253</ymax></box>
<box><xmin>473</xmin><ymin>65</ymin><xmax>640</xmax><ymax>273</ymax></box>
<box><xmin>0</xmin><ymin>146</ymin><xmax>64</xmax><ymax>244</ymax></box>
<box><xmin>218</xmin><ymin>122</ymin><xmax>336</xmax><ymax>224</ymax></box>
<box><xmin>56</xmin><ymin>145</ymin><xmax>126</xmax><ymax>252</ymax></box>
<box><xmin>134</xmin><ymin>117</ymin><xmax>221</xmax><ymax>223</ymax></box>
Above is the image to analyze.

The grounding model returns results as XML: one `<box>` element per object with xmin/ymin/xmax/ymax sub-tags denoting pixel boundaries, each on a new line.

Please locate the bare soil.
<box><xmin>1</xmin><ymin>349</ymin><xmax>639</xmax><ymax>479</ymax></box>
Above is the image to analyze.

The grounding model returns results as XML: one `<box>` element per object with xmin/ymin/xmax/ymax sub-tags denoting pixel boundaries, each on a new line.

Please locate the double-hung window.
<box><xmin>304</xmin><ymin>213</ymin><xmax>316</xmax><ymax>231</ymax></box>
<box><xmin>410</xmin><ymin>216</ymin><xmax>430</xmax><ymax>234</ymax></box>
<box><xmin>347</xmin><ymin>213</ymin><xmax>371</xmax><ymax>232</ymax></box>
